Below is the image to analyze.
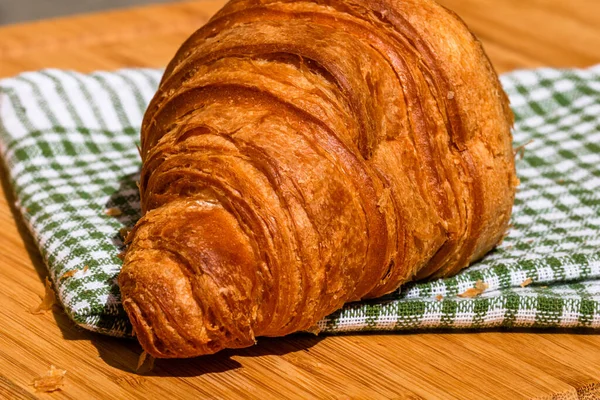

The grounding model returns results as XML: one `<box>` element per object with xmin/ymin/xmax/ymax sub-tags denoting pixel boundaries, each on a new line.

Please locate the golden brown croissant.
<box><xmin>119</xmin><ymin>0</ymin><xmax>517</xmax><ymax>358</ymax></box>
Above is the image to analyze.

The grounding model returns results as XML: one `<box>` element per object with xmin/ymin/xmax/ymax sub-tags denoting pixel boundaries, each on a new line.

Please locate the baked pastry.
<box><xmin>119</xmin><ymin>0</ymin><xmax>517</xmax><ymax>358</ymax></box>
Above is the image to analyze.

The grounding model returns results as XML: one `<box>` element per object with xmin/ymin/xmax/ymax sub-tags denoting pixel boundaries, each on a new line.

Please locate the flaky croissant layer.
<box><xmin>119</xmin><ymin>0</ymin><xmax>517</xmax><ymax>358</ymax></box>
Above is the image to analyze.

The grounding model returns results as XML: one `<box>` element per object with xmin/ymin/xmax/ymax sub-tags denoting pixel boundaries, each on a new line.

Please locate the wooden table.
<box><xmin>1</xmin><ymin>1</ymin><xmax>600</xmax><ymax>399</ymax></box>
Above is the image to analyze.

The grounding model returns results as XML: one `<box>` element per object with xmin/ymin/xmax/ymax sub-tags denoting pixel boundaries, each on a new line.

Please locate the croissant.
<box><xmin>119</xmin><ymin>0</ymin><xmax>517</xmax><ymax>358</ymax></box>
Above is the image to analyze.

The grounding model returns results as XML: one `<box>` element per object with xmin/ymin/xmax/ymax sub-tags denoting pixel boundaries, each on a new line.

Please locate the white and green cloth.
<box><xmin>1</xmin><ymin>66</ymin><xmax>600</xmax><ymax>337</ymax></box>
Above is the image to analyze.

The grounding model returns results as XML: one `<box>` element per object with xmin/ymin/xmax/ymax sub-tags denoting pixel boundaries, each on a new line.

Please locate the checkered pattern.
<box><xmin>1</xmin><ymin>66</ymin><xmax>600</xmax><ymax>337</ymax></box>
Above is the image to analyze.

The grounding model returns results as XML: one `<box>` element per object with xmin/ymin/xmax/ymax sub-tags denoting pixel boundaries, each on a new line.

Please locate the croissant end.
<box><xmin>119</xmin><ymin>200</ymin><xmax>261</xmax><ymax>358</ymax></box>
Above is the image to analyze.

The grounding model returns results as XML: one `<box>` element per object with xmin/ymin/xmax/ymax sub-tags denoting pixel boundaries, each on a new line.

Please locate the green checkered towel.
<box><xmin>1</xmin><ymin>65</ymin><xmax>600</xmax><ymax>337</ymax></box>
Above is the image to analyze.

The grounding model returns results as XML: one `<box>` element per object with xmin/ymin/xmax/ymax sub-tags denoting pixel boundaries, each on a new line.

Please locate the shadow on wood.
<box><xmin>139</xmin><ymin>334</ymin><xmax>324</xmax><ymax>378</ymax></box>
<box><xmin>85</xmin><ymin>328</ymin><xmax>325</xmax><ymax>377</ymax></box>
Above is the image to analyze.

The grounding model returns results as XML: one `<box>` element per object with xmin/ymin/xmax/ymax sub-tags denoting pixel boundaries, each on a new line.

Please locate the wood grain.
<box><xmin>0</xmin><ymin>1</ymin><xmax>599</xmax><ymax>399</ymax></box>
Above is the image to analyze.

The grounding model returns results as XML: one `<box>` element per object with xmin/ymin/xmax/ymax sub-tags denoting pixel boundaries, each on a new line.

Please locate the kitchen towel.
<box><xmin>1</xmin><ymin>65</ymin><xmax>600</xmax><ymax>337</ymax></box>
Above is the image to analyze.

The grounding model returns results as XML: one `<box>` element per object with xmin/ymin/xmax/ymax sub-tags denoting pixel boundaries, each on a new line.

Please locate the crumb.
<box><xmin>136</xmin><ymin>351</ymin><xmax>148</xmax><ymax>371</ymax></box>
<box><xmin>475</xmin><ymin>280</ymin><xmax>489</xmax><ymax>291</ymax></box>
<box><xmin>60</xmin><ymin>265</ymin><xmax>90</xmax><ymax>281</ymax></box>
<box><xmin>458</xmin><ymin>280</ymin><xmax>489</xmax><ymax>298</ymax></box>
<box><xmin>458</xmin><ymin>288</ymin><xmax>481</xmax><ymax>298</ymax></box>
<box><xmin>447</xmin><ymin>91</ymin><xmax>455</xmax><ymax>99</ymax></box>
<box><xmin>119</xmin><ymin>227</ymin><xmax>132</xmax><ymax>240</ymax></box>
<box><xmin>305</xmin><ymin>325</ymin><xmax>321</xmax><ymax>335</ymax></box>
<box><xmin>30</xmin><ymin>277</ymin><xmax>56</xmax><ymax>314</ymax></box>
<box><xmin>513</xmin><ymin>140</ymin><xmax>534</xmax><ymax>160</ymax></box>
<box><xmin>520</xmin><ymin>278</ymin><xmax>533</xmax><ymax>288</ymax></box>
<box><xmin>136</xmin><ymin>351</ymin><xmax>155</xmax><ymax>373</ymax></box>
<box><xmin>435</xmin><ymin>294</ymin><xmax>443</xmax><ymax>301</ymax></box>
<box><xmin>31</xmin><ymin>365</ymin><xmax>66</xmax><ymax>392</ymax></box>
<box><xmin>59</xmin><ymin>269</ymin><xmax>77</xmax><ymax>281</ymax></box>
<box><xmin>541</xmin><ymin>286</ymin><xmax>548</xmax><ymax>289</ymax></box>
<box><xmin>105</xmin><ymin>207</ymin><xmax>122</xmax><ymax>217</ymax></box>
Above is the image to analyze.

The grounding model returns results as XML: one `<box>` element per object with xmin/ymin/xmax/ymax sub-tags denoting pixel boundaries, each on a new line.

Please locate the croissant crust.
<box><xmin>119</xmin><ymin>0</ymin><xmax>517</xmax><ymax>358</ymax></box>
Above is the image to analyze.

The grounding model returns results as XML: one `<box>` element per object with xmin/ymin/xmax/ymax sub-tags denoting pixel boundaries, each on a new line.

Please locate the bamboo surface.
<box><xmin>1</xmin><ymin>1</ymin><xmax>600</xmax><ymax>399</ymax></box>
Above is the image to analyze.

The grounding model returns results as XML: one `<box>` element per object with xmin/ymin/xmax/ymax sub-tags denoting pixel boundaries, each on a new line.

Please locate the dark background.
<box><xmin>0</xmin><ymin>0</ymin><xmax>180</xmax><ymax>25</ymax></box>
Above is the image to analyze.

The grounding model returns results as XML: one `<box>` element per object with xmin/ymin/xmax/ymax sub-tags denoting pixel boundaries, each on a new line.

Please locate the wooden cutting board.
<box><xmin>1</xmin><ymin>1</ymin><xmax>600</xmax><ymax>399</ymax></box>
